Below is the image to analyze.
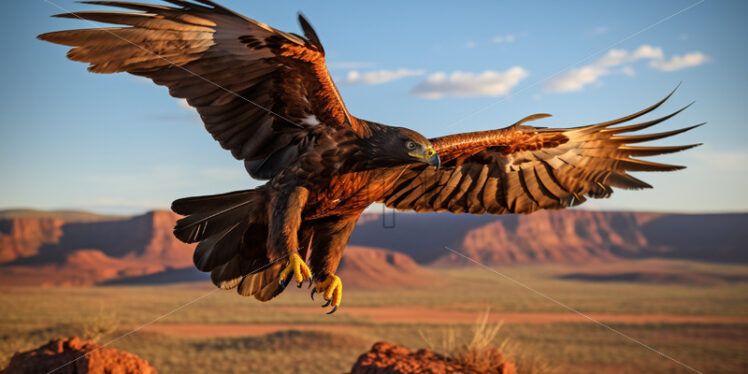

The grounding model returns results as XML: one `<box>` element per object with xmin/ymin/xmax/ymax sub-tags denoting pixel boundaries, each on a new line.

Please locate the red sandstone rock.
<box><xmin>2</xmin><ymin>209</ymin><xmax>745</xmax><ymax>285</ymax></box>
<box><xmin>1</xmin><ymin>337</ymin><xmax>156</xmax><ymax>374</ymax></box>
<box><xmin>0</xmin><ymin>217</ymin><xmax>63</xmax><ymax>263</ymax></box>
<box><xmin>350</xmin><ymin>342</ymin><xmax>515</xmax><ymax>374</ymax></box>
<box><xmin>444</xmin><ymin>210</ymin><xmax>654</xmax><ymax>265</ymax></box>
<box><xmin>0</xmin><ymin>211</ymin><xmax>195</xmax><ymax>286</ymax></box>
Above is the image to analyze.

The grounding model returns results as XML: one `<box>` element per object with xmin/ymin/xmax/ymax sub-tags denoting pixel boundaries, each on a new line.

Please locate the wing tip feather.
<box><xmin>613</xmin><ymin>122</ymin><xmax>704</xmax><ymax>144</ymax></box>
<box><xmin>620</xmin><ymin>143</ymin><xmax>702</xmax><ymax>157</ymax></box>
<box><xmin>581</xmin><ymin>84</ymin><xmax>683</xmax><ymax>130</ymax></box>
<box><xmin>601</xmin><ymin>101</ymin><xmax>695</xmax><ymax>135</ymax></box>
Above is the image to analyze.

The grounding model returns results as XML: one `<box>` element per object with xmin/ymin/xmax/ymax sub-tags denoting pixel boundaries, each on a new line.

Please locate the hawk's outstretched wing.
<box><xmin>381</xmin><ymin>90</ymin><xmax>702</xmax><ymax>214</ymax></box>
<box><xmin>39</xmin><ymin>0</ymin><xmax>365</xmax><ymax>179</ymax></box>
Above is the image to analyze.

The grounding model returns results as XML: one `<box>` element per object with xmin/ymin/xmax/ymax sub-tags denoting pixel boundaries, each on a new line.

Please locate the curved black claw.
<box><xmin>321</xmin><ymin>299</ymin><xmax>332</xmax><ymax>307</ymax></box>
<box><xmin>307</xmin><ymin>278</ymin><xmax>313</xmax><ymax>289</ymax></box>
<box><xmin>310</xmin><ymin>289</ymin><xmax>316</xmax><ymax>301</ymax></box>
<box><xmin>278</xmin><ymin>272</ymin><xmax>294</xmax><ymax>290</ymax></box>
<box><xmin>326</xmin><ymin>305</ymin><xmax>338</xmax><ymax>315</ymax></box>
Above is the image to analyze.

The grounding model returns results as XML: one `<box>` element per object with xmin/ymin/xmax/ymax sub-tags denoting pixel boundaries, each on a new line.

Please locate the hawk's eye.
<box><xmin>406</xmin><ymin>141</ymin><xmax>417</xmax><ymax>150</ymax></box>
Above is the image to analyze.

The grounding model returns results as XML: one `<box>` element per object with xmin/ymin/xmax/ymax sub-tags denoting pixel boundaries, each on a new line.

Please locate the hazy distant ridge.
<box><xmin>350</xmin><ymin>210</ymin><xmax>748</xmax><ymax>265</ymax></box>
<box><xmin>1</xmin><ymin>209</ymin><xmax>745</xmax><ymax>286</ymax></box>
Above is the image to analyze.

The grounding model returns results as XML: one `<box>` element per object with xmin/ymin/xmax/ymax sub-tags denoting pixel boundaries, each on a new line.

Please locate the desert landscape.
<box><xmin>7</xmin><ymin>0</ymin><xmax>746</xmax><ymax>372</ymax></box>
<box><xmin>0</xmin><ymin>209</ymin><xmax>745</xmax><ymax>373</ymax></box>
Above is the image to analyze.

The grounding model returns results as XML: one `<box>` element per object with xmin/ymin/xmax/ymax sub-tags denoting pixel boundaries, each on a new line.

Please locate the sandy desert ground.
<box><xmin>1</xmin><ymin>261</ymin><xmax>746</xmax><ymax>374</ymax></box>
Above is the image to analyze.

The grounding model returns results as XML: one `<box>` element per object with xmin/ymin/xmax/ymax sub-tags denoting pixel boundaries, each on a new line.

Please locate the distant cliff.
<box><xmin>0</xmin><ymin>210</ymin><xmax>435</xmax><ymax>287</ymax></box>
<box><xmin>0</xmin><ymin>217</ymin><xmax>64</xmax><ymax>263</ymax></box>
<box><xmin>0</xmin><ymin>210</ymin><xmax>194</xmax><ymax>286</ymax></box>
<box><xmin>350</xmin><ymin>210</ymin><xmax>748</xmax><ymax>265</ymax></box>
<box><xmin>1</xmin><ymin>209</ymin><xmax>745</xmax><ymax>286</ymax></box>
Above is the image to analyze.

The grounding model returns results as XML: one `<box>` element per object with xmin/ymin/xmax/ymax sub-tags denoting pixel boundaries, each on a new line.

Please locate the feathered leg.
<box><xmin>269</xmin><ymin>186</ymin><xmax>313</xmax><ymax>289</ymax></box>
<box><xmin>307</xmin><ymin>214</ymin><xmax>360</xmax><ymax>314</ymax></box>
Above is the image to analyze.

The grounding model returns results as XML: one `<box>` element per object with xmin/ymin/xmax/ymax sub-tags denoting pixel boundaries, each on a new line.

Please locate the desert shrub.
<box><xmin>420</xmin><ymin>310</ymin><xmax>555</xmax><ymax>374</ymax></box>
<box><xmin>75</xmin><ymin>308</ymin><xmax>119</xmax><ymax>342</ymax></box>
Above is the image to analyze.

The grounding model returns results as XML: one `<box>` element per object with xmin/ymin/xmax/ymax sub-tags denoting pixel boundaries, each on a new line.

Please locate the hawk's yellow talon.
<box><xmin>279</xmin><ymin>253</ymin><xmax>311</xmax><ymax>288</ymax></box>
<box><xmin>314</xmin><ymin>274</ymin><xmax>343</xmax><ymax>312</ymax></box>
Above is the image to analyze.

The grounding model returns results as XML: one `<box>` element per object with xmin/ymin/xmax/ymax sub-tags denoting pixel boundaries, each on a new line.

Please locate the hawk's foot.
<box><xmin>278</xmin><ymin>253</ymin><xmax>312</xmax><ymax>289</ymax></box>
<box><xmin>310</xmin><ymin>274</ymin><xmax>342</xmax><ymax>314</ymax></box>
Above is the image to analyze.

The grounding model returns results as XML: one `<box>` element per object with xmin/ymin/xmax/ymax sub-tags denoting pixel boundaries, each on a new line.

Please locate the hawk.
<box><xmin>40</xmin><ymin>0</ymin><xmax>701</xmax><ymax>314</ymax></box>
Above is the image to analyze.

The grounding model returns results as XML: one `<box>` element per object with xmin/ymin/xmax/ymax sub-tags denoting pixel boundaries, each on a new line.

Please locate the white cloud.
<box><xmin>492</xmin><ymin>34</ymin><xmax>515</xmax><ymax>43</ymax></box>
<box><xmin>649</xmin><ymin>52</ymin><xmax>709</xmax><ymax>72</ymax></box>
<box><xmin>594</xmin><ymin>45</ymin><xmax>663</xmax><ymax>67</ymax></box>
<box><xmin>594</xmin><ymin>49</ymin><xmax>629</xmax><ymax>67</ymax></box>
<box><xmin>411</xmin><ymin>67</ymin><xmax>529</xmax><ymax>99</ymax></box>
<box><xmin>545</xmin><ymin>65</ymin><xmax>608</xmax><ymax>93</ymax></box>
<box><xmin>464</xmin><ymin>41</ymin><xmax>477</xmax><ymax>49</ymax></box>
<box><xmin>632</xmin><ymin>45</ymin><xmax>665</xmax><ymax>60</ymax></box>
<box><xmin>545</xmin><ymin>45</ymin><xmax>706</xmax><ymax>93</ymax></box>
<box><xmin>344</xmin><ymin>69</ymin><xmax>425</xmax><ymax>85</ymax></box>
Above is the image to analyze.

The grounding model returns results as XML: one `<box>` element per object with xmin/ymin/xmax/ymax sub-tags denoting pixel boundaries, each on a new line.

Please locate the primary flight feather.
<box><xmin>40</xmin><ymin>0</ymin><xmax>701</xmax><ymax>314</ymax></box>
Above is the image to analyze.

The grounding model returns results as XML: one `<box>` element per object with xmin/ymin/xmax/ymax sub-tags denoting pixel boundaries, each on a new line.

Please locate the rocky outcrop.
<box><xmin>2</xmin><ymin>208</ymin><xmax>746</xmax><ymax>285</ymax></box>
<box><xmin>440</xmin><ymin>210</ymin><xmax>650</xmax><ymax>265</ymax></box>
<box><xmin>0</xmin><ymin>209</ymin><xmax>435</xmax><ymax>288</ymax></box>
<box><xmin>0</xmin><ymin>210</ymin><xmax>123</xmax><ymax>263</ymax></box>
<box><xmin>0</xmin><ymin>218</ymin><xmax>64</xmax><ymax>263</ymax></box>
<box><xmin>350</xmin><ymin>342</ymin><xmax>515</xmax><ymax>374</ymax></box>
<box><xmin>0</xmin><ymin>210</ymin><xmax>195</xmax><ymax>286</ymax></box>
<box><xmin>350</xmin><ymin>211</ymin><xmax>748</xmax><ymax>265</ymax></box>
<box><xmin>1</xmin><ymin>337</ymin><xmax>156</xmax><ymax>374</ymax></box>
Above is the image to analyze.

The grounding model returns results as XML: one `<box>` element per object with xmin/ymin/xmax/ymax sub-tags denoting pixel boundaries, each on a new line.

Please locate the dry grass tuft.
<box><xmin>420</xmin><ymin>310</ymin><xmax>555</xmax><ymax>374</ymax></box>
<box><xmin>75</xmin><ymin>308</ymin><xmax>119</xmax><ymax>342</ymax></box>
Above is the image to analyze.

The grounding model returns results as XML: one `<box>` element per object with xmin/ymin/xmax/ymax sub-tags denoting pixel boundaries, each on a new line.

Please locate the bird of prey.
<box><xmin>40</xmin><ymin>0</ymin><xmax>701</xmax><ymax>314</ymax></box>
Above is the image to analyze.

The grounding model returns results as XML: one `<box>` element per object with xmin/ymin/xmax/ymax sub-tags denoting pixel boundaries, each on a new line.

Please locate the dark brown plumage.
<box><xmin>39</xmin><ymin>0</ymin><xmax>700</xmax><ymax>313</ymax></box>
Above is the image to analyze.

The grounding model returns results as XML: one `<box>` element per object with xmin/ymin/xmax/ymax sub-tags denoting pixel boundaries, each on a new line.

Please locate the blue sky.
<box><xmin>1</xmin><ymin>0</ymin><xmax>746</xmax><ymax>214</ymax></box>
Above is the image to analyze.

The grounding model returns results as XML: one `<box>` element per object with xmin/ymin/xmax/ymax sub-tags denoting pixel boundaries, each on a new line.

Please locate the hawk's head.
<box><xmin>359</xmin><ymin>124</ymin><xmax>441</xmax><ymax>169</ymax></box>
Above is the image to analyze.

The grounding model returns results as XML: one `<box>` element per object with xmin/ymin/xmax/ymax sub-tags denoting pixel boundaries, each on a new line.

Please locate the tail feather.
<box><xmin>172</xmin><ymin>189</ymin><xmax>266</xmax><ymax>273</ymax></box>
<box><xmin>210</xmin><ymin>254</ymin><xmax>245</xmax><ymax>289</ymax></box>
<box><xmin>211</xmin><ymin>254</ymin><xmax>284</xmax><ymax>301</ymax></box>
<box><xmin>172</xmin><ymin>189</ymin><xmax>258</xmax><ymax>215</ymax></box>
<box><xmin>172</xmin><ymin>189</ymin><xmax>263</xmax><ymax>243</ymax></box>
<box><xmin>237</xmin><ymin>262</ymin><xmax>285</xmax><ymax>301</ymax></box>
<box><xmin>173</xmin><ymin>188</ymin><xmax>287</xmax><ymax>302</ymax></box>
<box><xmin>193</xmin><ymin>220</ymin><xmax>248</xmax><ymax>272</ymax></box>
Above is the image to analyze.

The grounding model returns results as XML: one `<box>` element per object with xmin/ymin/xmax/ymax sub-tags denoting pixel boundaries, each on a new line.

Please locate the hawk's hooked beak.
<box><xmin>410</xmin><ymin>146</ymin><xmax>441</xmax><ymax>170</ymax></box>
